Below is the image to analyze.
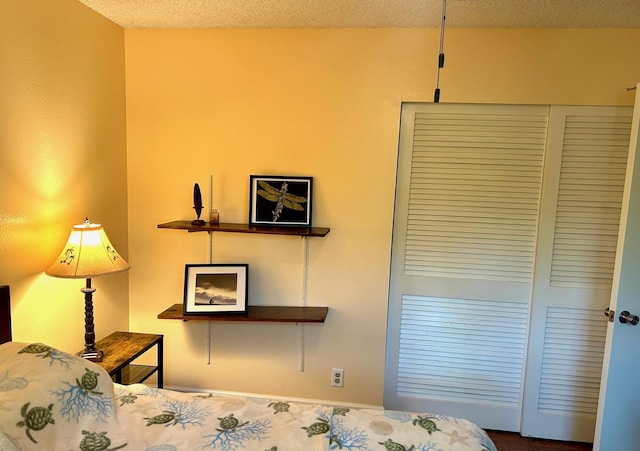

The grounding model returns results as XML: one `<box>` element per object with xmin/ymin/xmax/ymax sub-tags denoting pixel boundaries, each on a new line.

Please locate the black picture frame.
<box><xmin>249</xmin><ymin>175</ymin><xmax>313</xmax><ymax>227</ymax></box>
<box><xmin>183</xmin><ymin>264</ymin><xmax>248</xmax><ymax>315</ymax></box>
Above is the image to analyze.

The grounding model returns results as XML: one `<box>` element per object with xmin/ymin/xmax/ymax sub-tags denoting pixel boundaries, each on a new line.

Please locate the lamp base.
<box><xmin>81</xmin><ymin>349</ymin><xmax>104</xmax><ymax>362</ymax></box>
<box><xmin>81</xmin><ymin>281</ymin><xmax>102</xmax><ymax>362</ymax></box>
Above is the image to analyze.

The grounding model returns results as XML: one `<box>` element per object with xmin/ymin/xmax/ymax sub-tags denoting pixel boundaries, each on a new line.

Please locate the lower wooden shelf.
<box><xmin>158</xmin><ymin>304</ymin><xmax>328</xmax><ymax>323</ymax></box>
<box><xmin>119</xmin><ymin>364</ymin><xmax>158</xmax><ymax>385</ymax></box>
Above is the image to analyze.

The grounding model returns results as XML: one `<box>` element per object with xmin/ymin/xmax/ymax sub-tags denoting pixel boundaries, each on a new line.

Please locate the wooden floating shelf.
<box><xmin>158</xmin><ymin>304</ymin><xmax>329</xmax><ymax>323</ymax></box>
<box><xmin>158</xmin><ymin>221</ymin><xmax>330</xmax><ymax>237</ymax></box>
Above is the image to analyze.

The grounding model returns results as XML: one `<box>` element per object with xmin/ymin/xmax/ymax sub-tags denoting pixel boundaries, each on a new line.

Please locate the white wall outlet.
<box><xmin>331</xmin><ymin>368</ymin><xmax>344</xmax><ymax>387</ymax></box>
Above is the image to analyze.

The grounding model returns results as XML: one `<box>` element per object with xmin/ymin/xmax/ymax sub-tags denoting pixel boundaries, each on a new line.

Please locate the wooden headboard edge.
<box><xmin>0</xmin><ymin>285</ymin><xmax>11</xmax><ymax>344</ymax></box>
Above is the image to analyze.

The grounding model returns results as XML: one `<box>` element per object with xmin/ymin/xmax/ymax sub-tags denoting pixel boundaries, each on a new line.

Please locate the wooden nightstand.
<box><xmin>79</xmin><ymin>331</ymin><xmax>164</xmax><ymax>388</ymax></box>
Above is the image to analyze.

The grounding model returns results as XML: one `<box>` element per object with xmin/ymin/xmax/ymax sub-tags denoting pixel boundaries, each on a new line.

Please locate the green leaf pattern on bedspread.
<box><xmin>0</xmin><ymin>342</ymin><xmax>497</xmax><ymax>451</ymax></box>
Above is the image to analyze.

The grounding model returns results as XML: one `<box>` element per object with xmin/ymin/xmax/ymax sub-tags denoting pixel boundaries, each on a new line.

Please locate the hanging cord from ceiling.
<box><xmin>434</xmin><ymin>0</ymin><xmax>447</xmax><ymax>103</ymax></box>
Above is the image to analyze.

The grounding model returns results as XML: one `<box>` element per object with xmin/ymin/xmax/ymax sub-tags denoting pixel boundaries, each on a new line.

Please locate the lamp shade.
<box><xmin>46</xmin><ymin>219</ymin><xmax>130</xmax><ymax>278</ymax></box>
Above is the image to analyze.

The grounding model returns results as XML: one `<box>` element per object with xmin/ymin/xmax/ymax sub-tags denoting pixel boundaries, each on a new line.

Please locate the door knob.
<box><xmin>619</xmin><ymin>310</ymin><xmax>639</xmax><ymax>325</ymax></box>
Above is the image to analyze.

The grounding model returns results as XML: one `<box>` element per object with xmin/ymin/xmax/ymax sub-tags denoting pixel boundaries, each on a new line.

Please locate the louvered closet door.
<box><xmin>385</xmin><ymin>103</ymin><xmax>633</xmax><ymax>437</ymax></box>
<box><xmin>521</xmin><ymin>106</ymin><xmax>633</xmax><ymax>442</ymax></box>
<box><xmin>385</xmin><ymin>103</ymin><xmax>549</xmax><ymax>431</ymax></box>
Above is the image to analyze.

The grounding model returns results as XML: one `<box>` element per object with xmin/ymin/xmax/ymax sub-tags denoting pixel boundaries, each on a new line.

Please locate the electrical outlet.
<box><xmin>331</xmin><ymin>368</ymin><xmax>344</xmax><ymax>387</ymax></box>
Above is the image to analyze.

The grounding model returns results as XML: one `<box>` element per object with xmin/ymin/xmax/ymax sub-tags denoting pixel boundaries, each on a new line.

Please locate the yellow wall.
<box><xmin>0</xmin><ymin>0</ymin><xmax>129</xmax><ymax>350</ymax></box>
<box><xmin>2</xmin><ymin>0</ymin><xmax>639</xmax><ymax>406</ymax></box>
<box><xmin>125</xmin><ymin>28</ymin><xmax>640</xmax><ymax>404</ymax></box>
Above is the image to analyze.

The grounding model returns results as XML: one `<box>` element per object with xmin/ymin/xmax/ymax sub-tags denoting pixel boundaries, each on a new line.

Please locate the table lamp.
<box><xmin>46</xmin><ymin>218</ymin><xmax>130</xmax><ymax>361</ymax></box>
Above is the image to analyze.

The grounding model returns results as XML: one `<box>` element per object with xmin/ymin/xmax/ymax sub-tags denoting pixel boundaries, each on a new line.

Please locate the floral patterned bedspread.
<box><xmin>0</xmin><ymin>342</ymin><xmax>497</xmax><ymax>451</ymax></box>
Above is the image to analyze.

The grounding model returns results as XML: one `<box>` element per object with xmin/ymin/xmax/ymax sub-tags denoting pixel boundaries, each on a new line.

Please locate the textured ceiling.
<box><xmin>76</xmin><ymin>0</ymin><xmax>640</xmax><ymax>29</ymax></box>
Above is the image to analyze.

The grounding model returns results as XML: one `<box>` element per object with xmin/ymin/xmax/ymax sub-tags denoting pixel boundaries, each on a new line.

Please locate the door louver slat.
<box><xmin>405</xmin><ymin>112</ymin><xmax>547</xmax><ymax>282</ymax></box>
<box><xmin>538</xmin><ymin>307</ymin><xmax>607</xmax><ymax>415</ymax></box>
<box><xmin>397</xmin><ymin>295</ymin><xmax>528</xmax><ymax>407</ymax></box>
<box><xmin>550</xmin><ymin>115</ymin><xmax>632</xmax><ymax>289</ymax></box>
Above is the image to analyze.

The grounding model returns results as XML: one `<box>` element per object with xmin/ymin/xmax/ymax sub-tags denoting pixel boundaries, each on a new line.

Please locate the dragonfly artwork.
<box><xmin>251</xmin><ymin>176</ymin><xmax>313</xmax><ymax>226</ymax></box>
<box><xmin>257</xmin><ymin>180</ymin><xmax>307</xmax><ymax>221</ymax></box>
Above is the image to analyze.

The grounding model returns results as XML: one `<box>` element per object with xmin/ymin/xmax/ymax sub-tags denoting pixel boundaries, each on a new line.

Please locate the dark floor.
<box><xmin>487</xmin><ymin>430</ymin><xmax>593</xmax><ymax>451</ymax></box>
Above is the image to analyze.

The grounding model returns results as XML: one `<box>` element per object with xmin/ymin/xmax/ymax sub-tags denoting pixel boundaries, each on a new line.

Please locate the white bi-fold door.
<box><xmin>385</xmin><ymin>102</ymin><xmax>633</xmax><ymax>441</ymax></box>
<box><xmin>594</xmin><ymin>82</ymin><xmax>640</xmax><ymax>451</ymax></box>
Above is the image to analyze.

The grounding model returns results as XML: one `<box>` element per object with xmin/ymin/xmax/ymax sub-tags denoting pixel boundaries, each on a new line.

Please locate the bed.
<box><xmin>0</xmin><ymin>285</ymin><xmax>497</xmax><ymax>451</ymax></box>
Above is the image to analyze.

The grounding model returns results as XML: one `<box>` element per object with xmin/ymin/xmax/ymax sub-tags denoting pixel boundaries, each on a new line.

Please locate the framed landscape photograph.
<box><xmin>183</xmin><ymin>264</ymin><xmax>248</xmax><ymax>315</ymax></box>
<box><xmin>249</xmin><ymin>175</ymin><xmax>313</xmax><ymax>227</ymax></box>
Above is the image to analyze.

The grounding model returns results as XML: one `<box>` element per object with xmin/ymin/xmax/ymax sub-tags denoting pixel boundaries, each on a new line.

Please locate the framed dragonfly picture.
<box><xmin>249</xmin><ymin>175</ymin><xmax>313</xmax><ymax>227</ymax></box>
